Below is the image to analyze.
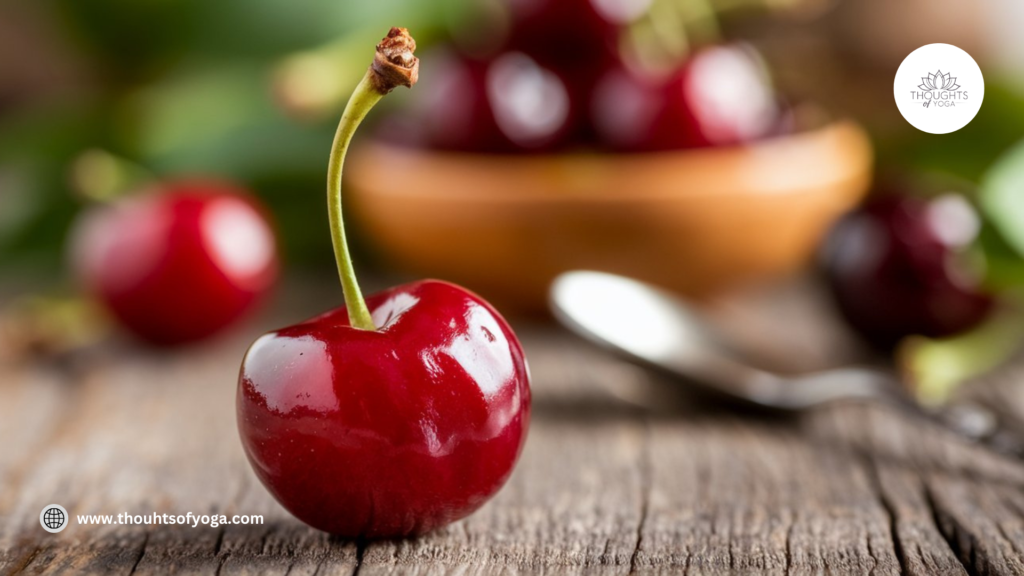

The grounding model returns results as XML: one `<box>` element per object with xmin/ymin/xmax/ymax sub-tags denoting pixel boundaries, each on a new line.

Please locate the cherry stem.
<box><xmin>326</xmin><ymin>27</ymin><xmax>419</xmax><ymax>331</ymax></box>
<box><xmin>327</xmin><ymin>73</ymin><xmax>382</xmax><ymax>331</ymax></box>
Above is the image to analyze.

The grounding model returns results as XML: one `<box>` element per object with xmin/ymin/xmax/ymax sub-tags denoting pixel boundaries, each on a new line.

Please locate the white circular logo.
<box><xmin>894</xmin><ymin>43</ymin><xmax>984</xmax><ymax>134</ymax></box>
<box><xmin>40</xmin><ymin>504</ymin><xmax>69</xmax><ymax>533</ymax></box>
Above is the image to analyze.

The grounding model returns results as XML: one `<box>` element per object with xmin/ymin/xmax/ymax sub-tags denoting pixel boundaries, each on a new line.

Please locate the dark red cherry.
<box><xmin>237</xmin><ymin>280</ymin><xmax>531</xmax><ymax>537</ymax></box>
<box><xmin>821</xmin><ymin>194</ymin><xmax>993</xmax><ymax>350</ymax></box>
<box><xmin>416</xmin><ymin>50</ymin><xmax>576</xmax><ymax>152</ymax></box>
<box><xmin>502</xmin><ymin>0</ymin><xmax>636</xmax><ymax>140</ymax></box>
<box><xmin>591</xmin><ymin>44</ymin><xmax>781</xmax><ymax>151</ymax></box>
<box><xmin>71</xmin><ymin>179</ymin><xmax>278</xmax><ymax>346</ymax></box>
<box><xmin>503</xmin><ymin>0</ymin><xmax>643</xmax><ymax>65</ymax></box>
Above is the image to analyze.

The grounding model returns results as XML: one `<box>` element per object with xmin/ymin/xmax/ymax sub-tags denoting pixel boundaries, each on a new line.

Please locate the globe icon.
<box><xmin>43</xmin><ymin>507</ymin><xmax>65</xmax><ymax>530</ymax></box>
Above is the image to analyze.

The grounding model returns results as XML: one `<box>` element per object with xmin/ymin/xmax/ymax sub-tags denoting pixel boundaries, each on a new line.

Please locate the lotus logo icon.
<box><xmin>910</xmin><ymin>68</ymin><xmax>967</xmax><ymax>110</ymax></box>
<box><xmin>913</xmin><ymin>69</ymin><xmax>966</xmax><ymax>109</ymax></box>
<box><xmin>919</xmin><ymin>70</ymin><xmax>960</xmax><ymax>92</ymax></box>
<box><xmin>894</xmin><ymin>44</ymin><xmax>983</xmax><ymax>134</ymax></box>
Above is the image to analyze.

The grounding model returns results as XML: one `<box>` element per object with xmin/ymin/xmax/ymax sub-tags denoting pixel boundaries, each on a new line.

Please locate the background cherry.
<box><xmin>398</xmin><ymin>0</ymin><xmax>640</xmax><ymax>152</ymax></box>
<box><xmin>591</xmin><ymin>44</ymin><xmax>782</xmax><ymax>151</ymax></box>
<box><xmin>820</xmin><ymin>193</ymin><xmax>993</xmax><ymax>350</ymax></box>
<box><xmin>72</xmin><ymin>179</ymin><xmax>278</xmax><ymax>345</ymax></box>
<box><xmin>502</xmin><ymin>0</ymin><xmax>628</xmax><ymax>103</ymax></box>
<box><xmin>502</xmin><ymin>0</ymin><xmax>646</xmax><ymax>64</ymax></box>
<box><xmin>413</xmin><ymin>50</ymin><xmax>576</xmax><ymax>153</ymax></box>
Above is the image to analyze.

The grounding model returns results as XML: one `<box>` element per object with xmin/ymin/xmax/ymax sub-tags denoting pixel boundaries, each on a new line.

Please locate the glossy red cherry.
<box><xmin>237</xmin><ymin>28</ymin><xmax>531</xmax><ymax>538</ymax></box>
<box><xmin>591</xmin><ymin>44</ymin><xmax>781</xmax><ymax>151</ymax></box>
<box><xmin>71</xmin><ymin>179</ymin><xmax>278</xmax><ymax>345</ymax></box>
<box><xmin>237</xmin><ymin>280</ymin><xmax>530</xmax><ymax>536</ymax></box>
<box><xmin>821</xmin><ymin>193</ymin><xmax>993</xmax><ymax>350</ymax></box>
<box><xmin>416</xmin><ymin>50</ymin><xmax>576</xmax><ymax>152</ymax></box>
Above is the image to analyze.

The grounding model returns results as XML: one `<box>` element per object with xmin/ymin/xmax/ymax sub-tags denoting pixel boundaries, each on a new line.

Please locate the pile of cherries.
<box><xmin>404</xmin><ymin>0</ymin><xmax>786</xmax><ymax>153</ymax></box>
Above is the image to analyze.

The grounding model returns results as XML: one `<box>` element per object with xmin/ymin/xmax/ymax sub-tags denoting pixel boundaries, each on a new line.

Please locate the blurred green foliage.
<box><xmin>980</xmin><ymin>138</ymin><xmax>1024</xmax><ymax>259</ymax></box>
<box><xmin>877</xmin><ymin>82</ymin><xmax>1024</xmax><ymax>183</ymax></box>
<box><xmin>52</xmin><ymin>0</ymin><xmax>451</xmax><ymax>80</ymax></box>
<box><xmin>0</xmin><ymin>0</ymin><xmax>460</xmax><ymax>283</ymax></box>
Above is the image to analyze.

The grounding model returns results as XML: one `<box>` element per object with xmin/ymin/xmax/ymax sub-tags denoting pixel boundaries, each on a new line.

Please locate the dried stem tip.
<box><xmin>370</xmin><ymin>27</ymin><xmax>419</xmax><ymax>94</ymax></box>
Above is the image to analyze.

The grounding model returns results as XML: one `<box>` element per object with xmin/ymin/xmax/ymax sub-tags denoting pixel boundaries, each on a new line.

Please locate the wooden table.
<box><xmin>2</xmin><ymin>281</ymin><xmax>1024</xmax><ymax>575</ymax></box>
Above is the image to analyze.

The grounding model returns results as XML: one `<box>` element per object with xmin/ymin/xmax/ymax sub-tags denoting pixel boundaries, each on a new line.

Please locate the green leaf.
<box><xmin>980</xmin><ymin>138</ymin><xmax>1024</xmax><ymax>260</ymax></box>
<box><xmin>900</xmin><ymin>306</ymin><xmax>1024</xmax><ymax>406</ymax></box>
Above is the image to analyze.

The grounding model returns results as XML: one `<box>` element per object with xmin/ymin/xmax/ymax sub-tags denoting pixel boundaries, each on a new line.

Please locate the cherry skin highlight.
<box><xmin>71</xmin><ymin>179</ymin><xmax>278</xmax><ymax>345</ymax></box>
<box><xmin>237</xmin><ymin>280</ymin><xmax>530</xmax><ymax>537</ymax></box>
<box><xmin>417</xmin><ymin>50</ymin><xmax>577</xmax><ymax>153</ymax></box>
<box><xmin>821</xmin><ymin>194</ymin><xmax>993</xmax><ymax>350</ymax></box>
<box><xmin>591</xmin><ymin>44</ymin><xmax>781</xmax><ymax>151</ymax></box>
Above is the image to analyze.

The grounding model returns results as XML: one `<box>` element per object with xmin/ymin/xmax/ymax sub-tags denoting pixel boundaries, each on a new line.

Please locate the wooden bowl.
<box><xmin>348</xmin><ymin>121</ymin><xmax>873</xmax><ymax>312</ymax></box>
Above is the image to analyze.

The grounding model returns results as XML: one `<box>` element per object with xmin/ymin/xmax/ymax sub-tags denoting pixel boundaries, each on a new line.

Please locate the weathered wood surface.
<box><xmin>2</xmin><ymin>283</ymin><xmax>1024</xmax><ymax>575</ymax></box>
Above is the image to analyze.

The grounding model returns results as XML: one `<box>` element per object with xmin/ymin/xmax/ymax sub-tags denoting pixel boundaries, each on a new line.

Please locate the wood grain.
<box><xmin>1</xmin><ymin>315</ymin><xmax>1024</xmax><ymax>575</ymax></box>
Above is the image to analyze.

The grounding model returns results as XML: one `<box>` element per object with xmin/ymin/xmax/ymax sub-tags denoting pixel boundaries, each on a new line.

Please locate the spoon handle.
<box><xmin>883</xmin><ymin>391</ymin><xmax>1024</xmax><ymax>458</ymax></box>
<box><xmin>830</xmin><ymin>370</ymin><xmax>1024</xmax><ymax>458</ymax></box>
<box><xmin>937</xmin><ymin>401</ymin><xmax>1024</xmax><ymax>458</ymax></box>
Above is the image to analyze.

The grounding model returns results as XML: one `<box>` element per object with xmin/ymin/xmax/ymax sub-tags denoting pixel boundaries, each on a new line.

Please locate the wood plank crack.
<box><xmin>629</xmin><ymin>420</ymin><xmax>650</xmax><ymax>575</ymax></box>
<box><xmin>923</xmin><ymin>481</ymin><xmax>979</xmax><ymax>576</ymax></box>
<box><xmin>128</xmin><ymin>532</ymin><xmax>149</xmax><ymax>576</ymax></box>
<box><xmin>784</xmin><ymin>515</ymin><xmax>795</xmax><ymax>575</ymax></box>
<box><xmin>862</xmin><ymin>454</ymin><xmax>911</xmax><ymax>576</ymax></box>
<box><xmin>351</xmin><ymin>538</ymin><xmax>366</xmax><ymax>576</ymax></box>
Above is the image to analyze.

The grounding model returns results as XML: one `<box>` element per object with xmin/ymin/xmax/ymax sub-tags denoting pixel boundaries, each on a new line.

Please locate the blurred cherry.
<box><xmin>71</xmin><ymin>179</ymin><xmax>278</xmax><ymax>346</ymax></box>
<box><xmin>417</xmin><ymin>51</ymin><xmax>575</xmax><ymax>152</ymax></box>
<box><xmin>820</xmin><ymin>193</ymin><xmax>993</xmax><ymax>350</ymax></box>
<box><xmin>503</xmin><ymin>0</ymin><xmax>646</xmax><ymax>63</ymax></box>
<box><xmin>503</xmin><ymin>0</ymin><xmax>640</xmax><ymax>142</ymax></box>
<box><xmin>591</xmin><ymin>44</ymin><xmax>781</xmax><ymax>151</ymax></box>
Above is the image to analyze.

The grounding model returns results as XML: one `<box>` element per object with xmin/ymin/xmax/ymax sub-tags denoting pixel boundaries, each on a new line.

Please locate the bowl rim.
<box><xmin>350</xmin><ymin>119</ymin><xmax>873</xmax><ymax>203</ymax></box>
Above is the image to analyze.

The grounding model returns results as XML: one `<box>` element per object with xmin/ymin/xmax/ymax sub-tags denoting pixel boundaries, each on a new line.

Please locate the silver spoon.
<box><xmin>550</xmin><ymin>270</ymin><xmax>1023</xmax><ymax>455</ymax></box>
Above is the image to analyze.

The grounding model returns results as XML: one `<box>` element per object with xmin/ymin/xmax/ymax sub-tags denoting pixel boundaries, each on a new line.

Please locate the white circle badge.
<box><xmin>894</xmin><ymin>43</ymin><xmax>984</xmax><ymax>134</ymax></box>
<box><xmin>40</xmin><ymin>504</ymin><xmax>69</xmax><ymax>533</ymax></box>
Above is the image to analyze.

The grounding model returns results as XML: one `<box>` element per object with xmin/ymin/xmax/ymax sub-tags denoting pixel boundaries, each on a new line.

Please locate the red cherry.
<box><xmin>503</xmin><ymin>0</ymin><xmax>642</xmax><ymax>64</ymax></box>
<box><xmin>417</xmin><ymin>51</ymin><xmax>575</xmax><ymax>152</ymax></box>
<box><xmin>237</xmin><ymin>280</ymin><xmax>530</xmax><ymax>537</ymax></box>
<box><xmin>71</xmin><ymin>179</ymin><xmax>278</xmax><ymax>345</ymax></box>
<box><xmin>499</xmin><ymin>0</ymin><xmax>635</xmax><ymax>147</ymax></box>
<box><xmin>239</xmin><ymin>29</ymin><xmax>529</xmax><ymax>537</ymax></box>
<box><xmin>591</xmin><ymin>44</ymin><xmax>781</xmax><ymax>151</ymax></box>
<box><xmin>821</xmin><ymin>194</ymin><xmax>993</xmax><ymax>350</ymax></box>
<box><xmin>435</xmin><ymin>0</ymin><xmax>625</xmax><ymax>70</ymax></box>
